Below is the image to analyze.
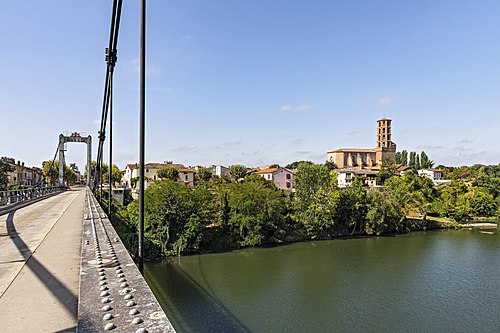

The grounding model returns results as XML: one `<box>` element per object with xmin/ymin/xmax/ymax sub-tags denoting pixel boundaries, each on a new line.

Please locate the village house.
<box><xmin>254</xmin><ymin>167</ymin><xmax>296</xmax><ymax>190</ymax></box>
<box><xmin>122</xmin><ymin>161</ymin><xmax>195</xmax><ymax>190</ymax></box>
<box><xmin>211</xmin><ymin>165</ymin><xmax>229</xmax><ymax>178</ymax></box>
<box><xmin>418</xmin><ymin>168</ymin><xmax>446</xmax><ymax>185</ymax></box>
<box><xmin>1</xmin><ymin>157</ymin><xmax>43</xmax><ymax>187</ymax></box>
<box><xmin>336</xmin><ymin>168</ymin><xmax>378</xmax><ymax>188</ymax></box>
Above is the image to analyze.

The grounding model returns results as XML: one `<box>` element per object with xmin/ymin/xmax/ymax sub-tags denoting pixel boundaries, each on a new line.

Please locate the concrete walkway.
<box><xmin>0</xmin><ymin>188</ymin><xmax>85</xmax><ymax>332</ymax></box>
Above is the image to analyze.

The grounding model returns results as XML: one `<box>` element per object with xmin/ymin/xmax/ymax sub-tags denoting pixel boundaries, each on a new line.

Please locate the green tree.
<box><xmin>420</xmin><ymin>151</ymin><xmax>433</xmax><ymax>169</ymax></box>
<box><xmin>335</xmin><ymin>178</ymin><xmax>367</xmax><ymax>235</ymax></box>
<box><xmin>285</xmin><ymin>160</ymin><xmax>313</xmax><ymax>170</ymax></box>
<box><xmin>401</xmin><ymin>150</ymin><xmax>408</xmax><ymax>166</ymax></box>
<box><xmin>377</xmin><ymin>158</ymin><xmax>397</xmax><ymax>185</ymax></box>
<box><xmin>157</xmin><ymin>167</ymin><xmax>179</xmax><ymax>181</ymax></box>
<box><xmin>227</xmin><ymin>181</ymin><xmax>288</xmax><ymax>246</ymax></box>
<box><xmin>324</xmin><ymin>160</ymin><xmax>338</xmax><ymax>170</ymax></box>
<box><xmin>228</xmin><ymin>165</ymin><xmax>247</xmax><ymax>182</ymax></box>
<box><xmin>294</xmin><ymin>163</ymin><xmax>333</xmax><ymax>206</ymax></box>
<box><xmin>103</xmin><ymin>164</ymin><xmax>122</xmax><ymax>186</ymax></box>
<box><xmin>84</xmin><ymin>161</ymin><xmax>109</xmax><ymax>186</ymax></box>
<box><xmin>365</xmin><ymin>190</ymin><xmax>404</xmax><ymax>235</ymax></box>
<box><xmin>0</xmin><ymin>160</ymin><xmax>13</xmax><ymax>189</ymax></box>
<box><xmin>468</xmin><ymin>187</ymin><xmax>496</xmax><ymax>217</ymax></box>
<box><xmin>408</xmin><ymin>151</ymin><xmax>416</xmax><ymax>169</ymax></box>
<box><xmin>196</xmin><ymin>167</ymin><xmax>213</xmax><ymax>182</ymax></box>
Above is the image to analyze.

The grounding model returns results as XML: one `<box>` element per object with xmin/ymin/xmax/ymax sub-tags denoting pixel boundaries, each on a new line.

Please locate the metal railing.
<box><xmin>0</xmin><ymin>186</ymin><xmax>64</xmax><ymax>207</ymax></box>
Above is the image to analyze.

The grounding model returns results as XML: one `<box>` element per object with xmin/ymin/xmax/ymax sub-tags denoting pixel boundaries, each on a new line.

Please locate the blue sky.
<box><xmin>1</xmin><ymin>1</ymin><xmax>499</xmax><ymax>171</ymax></box>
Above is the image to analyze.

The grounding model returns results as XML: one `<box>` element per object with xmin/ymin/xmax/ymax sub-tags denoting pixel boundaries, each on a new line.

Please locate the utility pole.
<box><xmin>138</xmin><ymin>0</ymin><xmax>146</xmax><ymax>274</ymax></box>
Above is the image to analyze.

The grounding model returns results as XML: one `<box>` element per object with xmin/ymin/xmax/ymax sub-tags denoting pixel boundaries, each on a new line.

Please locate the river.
<box><xmin>145</xmin><ymin>228</ymin><xmax>500</xmax><ymax>332</ymax></box>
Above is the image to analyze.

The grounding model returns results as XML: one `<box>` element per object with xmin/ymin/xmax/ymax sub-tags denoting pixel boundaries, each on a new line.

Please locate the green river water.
<box><xmin>145</xmin><ymin>228</ymin><xmax>500</xmax><ymax>333</ymax></box>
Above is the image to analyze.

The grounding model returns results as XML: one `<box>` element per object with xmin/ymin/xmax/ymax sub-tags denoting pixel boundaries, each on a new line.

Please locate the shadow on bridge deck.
<box><xmin>5</xmin><ymin>211</ymin><xmax>78</xmax><ymax>316</ymax></box>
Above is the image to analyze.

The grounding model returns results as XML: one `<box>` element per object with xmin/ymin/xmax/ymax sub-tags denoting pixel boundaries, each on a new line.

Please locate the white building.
<box><xmin>336</xmin><ymin>168</ymin><xmax>378</xmax><ymax>188</ymax></box>
<box><xmin>418</xmin><ymin>169</ymin><xmax>446</xmax><ymax>185</ymax></box>
<box><xmin>254</xmin><ymin>167</ymin><xmax>295</xmax><ymax>190</ymax></box>
<box><xmin>211</xmin><ymin>165</ymin><xmax>229</xmax><ymax>178</ymax></box>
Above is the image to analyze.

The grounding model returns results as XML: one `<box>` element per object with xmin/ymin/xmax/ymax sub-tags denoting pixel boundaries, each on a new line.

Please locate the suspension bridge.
<box><xmin>0</xmin><ymin>0</ymin><xmax>176</xmax><ymax>332</ymax></box>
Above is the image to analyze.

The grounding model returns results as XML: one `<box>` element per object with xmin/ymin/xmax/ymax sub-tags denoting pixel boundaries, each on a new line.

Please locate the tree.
<box><xmin>294</xmin><ymin>162</ymin><xmax>333</xmax><ymax>206</ymax></box>
<box><xmin>408</xmin><ymin>151</ymin><xmax>416</xmax><ymax>169</ymax></box>
<box><xmin>415</xmin><ymin>154</ymin><xmax>421</xmax><ymax>170</ymax></box>
<box><xmin>365</xmin><ymin>190</ymin><xmax>404</xmax><ymax>235</ymax></box>
<box><xmin>0</xmin><ymin>160</ymin><xmax>13</xmax><ymax>189</ymax></box>
<box><xmin>157</xmin><ymin>167</ymin><xmax>179</xmax><ymax>181</ymax></box>
<box><xmin>228</xmin><ymin>165</ymin><xmax>247</xmax><ymax>182</ymax></box>
<box><xmin>42</xmin><ymin>160</ymin><xmax>78</xmax><ymax>185</ymax></box>
<box><xmin>196</xmin><ymin>167</ymin><xmax>213</xmax><ymax>182</ymax></box>
<box><xmin>335</xmin><ymin>178</ymin><xmax>367</xmax><ymax>235</ymax></box>
<box><xmin>69</xmin><ymin>163</ymin><xmax>79</xmax><ymax>172</ymax></box>
<box><xmin>269</xmin><ymin>164</ymin><xmax>280</xmax><ymax>168</ymax></box>
<box><xmin>103</xmin><ymin>164</ymin><xmax>122</xmax><ymax>186</ymax></box>
<box><xmin>395</xmin><ymin>152</ymin><xmax>402</xmax><ymax>165</ymax></box>
<box><xmin>324</xmin><ymin>160</ymin><xmax>338</xmax><ymax>171</ymax></box>
<box><xmin>401</xmin><ymin>150</ymin><xmax>408</xmax><ymax>166</ymax></box>
<box><xmin>285</xmin><ymin>160</ymin><xmax>313</xmax><ymax>170</ymax></box>
<box><xmin>420</xmin><ymin>151</ymin><xmax>433</xmax><ymax>169</ymax></box>
<box><xmin>377</xmin><ymin>158</ymin><xmax>397</xmax><ymax>185</ymax></box>
<box><xmin>84</xmin><ymin>161</ymin><xmax>109</xmax><ymax>186</ymax></box>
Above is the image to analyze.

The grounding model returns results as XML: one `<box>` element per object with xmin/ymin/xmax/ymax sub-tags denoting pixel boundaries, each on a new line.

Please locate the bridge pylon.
<box><xmin>58</xmin><ymin>133</ymin><xmax>92</xmax><ymax>187</ymax></box>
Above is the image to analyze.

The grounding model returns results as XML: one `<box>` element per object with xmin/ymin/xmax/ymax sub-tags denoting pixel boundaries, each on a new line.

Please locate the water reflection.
<box><xmin>146</xmin><ymin>229</ymin><xmax>500</xmax><ymax>333</ymax></box>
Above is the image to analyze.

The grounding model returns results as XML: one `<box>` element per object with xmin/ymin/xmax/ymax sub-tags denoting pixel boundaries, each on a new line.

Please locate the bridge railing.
<box><xmin>0</xmin><ymin>186</ymin><xmax>64</xmax><ymax>207</ymax></box>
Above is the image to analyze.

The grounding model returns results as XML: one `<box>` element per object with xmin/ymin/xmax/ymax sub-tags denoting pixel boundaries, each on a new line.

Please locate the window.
<box><xmin>185</xmin><ymin>174</ymin><xmax>188</xmax><ymax>181</ymax></box>
<box><xmin>146</xmin><ymin>169</ymin><xmax>150</xmax><ymax>173</ymax></box>
<box><xmin>154</xmin><ymin>175</ymin><xmax>157</xmax><ymax>180</ymax></box>
<box><xmin>267</xmin><ymin>174</ymin><xmax>271</xmax><ymax>179</ymax></box>
<box><xmin>286</xmin><ymin>174</ymin><xmax>291</xmax><ymax>179</ymax></box>
<box><xmin>286</xmin><ymin>182</ymin><xmax>291</xmax><ymax>188</ymax></box>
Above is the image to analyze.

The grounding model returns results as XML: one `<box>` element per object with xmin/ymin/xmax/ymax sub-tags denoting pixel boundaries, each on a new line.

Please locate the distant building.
<box><xmin>327</xmin><ymin>118</ymin><xmax>397</xmax><ymax>169</ymax></box>
<box><xmin>122</xmin><ymin>161</ymin><xmax>195</xmax><ymax>189</ymax></box>
<box><xmin>336</xmin><ymin>168</ymin><xmax>378</xmax><ymax>188</ymax></box>
<box><xmin>418</xmin><ymin>169</ymin><xmax>445</xmax><ymax>185</ymax></box>
<box><xmin>211</xmin><ymin>165</ymin><xmax>229</xmax><ymax>178</ymax></box>
<box><xmin>1</xmin><ymin>157</ymin><xmax>43</xmax><ymax>187</ymax></box>
<box><xmin>396</xmin><ymin>165</ymin><xmax>414</xmax><ymax>176</ymax></box>
<box><xmin>254</xmin><ymin>167</ymin><xmax>296</xmax><ymax>190</ymax></box>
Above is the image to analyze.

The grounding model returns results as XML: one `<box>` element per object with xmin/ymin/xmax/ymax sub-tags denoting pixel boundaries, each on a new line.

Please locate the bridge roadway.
<box><xmin>0</xmin><ymin>188</ymin><xmax>175</xmax><ymax>332</ymax></box>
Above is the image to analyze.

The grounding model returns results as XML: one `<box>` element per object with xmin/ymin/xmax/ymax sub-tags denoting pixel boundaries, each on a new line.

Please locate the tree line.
<box><xmin>395</xmin><ymin>150</ymin><xmax>433</xmax><ymax>169</ymax></box>
<box><xmin>107</xmin><ymin>161</ymin><xmax>500</xmax><ymax>259</ymax></box>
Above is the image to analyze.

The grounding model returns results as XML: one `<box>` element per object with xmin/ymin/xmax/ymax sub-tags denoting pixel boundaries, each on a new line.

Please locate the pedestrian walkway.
<box><xmin>0</xmin><ymin>188</ymin><xmax>85</xmax><ymax>332</ymax></box>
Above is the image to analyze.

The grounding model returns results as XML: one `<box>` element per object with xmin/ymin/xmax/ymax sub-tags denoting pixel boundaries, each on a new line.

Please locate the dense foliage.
<box><xmin>110</xmin><ymin>162</ymin><xmax>500</xmax><ymax>259</ymax></box>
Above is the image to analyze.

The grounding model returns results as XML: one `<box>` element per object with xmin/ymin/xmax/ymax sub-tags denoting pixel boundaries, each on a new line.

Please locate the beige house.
<box><xmin>1</xmin><ymin>157</ymin><xmax>43</xmax><ymax>187</ymax></box>
<box><xmin>123</xmin><ymin>162</ymin><xmax>195</xmax><ymax>189</ymax></box>
<box><xmin>327</xmin><ymin>118</ymin><xmax>396</xmax><ymax>169</ymax></box>
<box><xmin>336</xmin><ymin>168</ymin><xmax>378</xmax><ymax>188</ymax></box>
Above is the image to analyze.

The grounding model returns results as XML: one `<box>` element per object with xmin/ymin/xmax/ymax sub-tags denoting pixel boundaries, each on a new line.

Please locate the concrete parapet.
<box><xmin>77</xmin><ymin>189</ymin><xmax>176</xmax><ymax>332</ymax></box>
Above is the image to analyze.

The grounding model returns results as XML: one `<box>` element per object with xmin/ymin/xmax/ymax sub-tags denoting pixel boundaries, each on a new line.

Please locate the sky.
<box><xmin>1</xmin><ymin>1</ymin><xmax>500</xmax><ymax>171</ymax></box>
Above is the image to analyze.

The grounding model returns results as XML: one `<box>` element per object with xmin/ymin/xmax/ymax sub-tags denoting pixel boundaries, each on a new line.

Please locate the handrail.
<box><xmin>0</xmin><ymin>186</ymin><xmax>64</xmax><ymax>207</ymax></box>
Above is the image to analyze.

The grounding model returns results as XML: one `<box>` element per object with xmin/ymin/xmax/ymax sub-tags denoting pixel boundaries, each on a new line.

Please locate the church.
<box><xmin>327</xmin><ymin>118</ymin><xmax>396</xmax><ymax>169</ymax></box>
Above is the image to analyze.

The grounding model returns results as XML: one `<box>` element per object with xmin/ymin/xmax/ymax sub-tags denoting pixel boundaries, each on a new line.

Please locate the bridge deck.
<box><xmin>0</xmin><ymin>188</ymin><xmax>85</xmax><ymax>332</ymax></box>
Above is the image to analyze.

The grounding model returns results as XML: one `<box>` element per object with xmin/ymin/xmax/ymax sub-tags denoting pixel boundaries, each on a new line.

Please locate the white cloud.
<box><xmin>376</xmin><ymin>96</ymin><xmax>392</xmax><ymax>106</ymax></box>
<box><xmin>171</xmin><ymin>144</ymin><xmax>199</xmax><ymax>153</ymax></box>
<box><xmin>280</xmin><ymin>104</ymin><xmax>313</xmax><ymax>112</ymax></box>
